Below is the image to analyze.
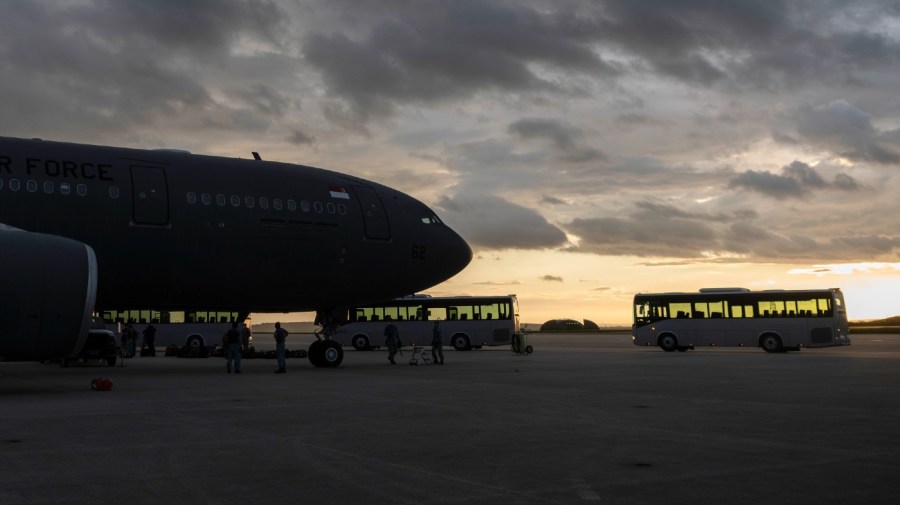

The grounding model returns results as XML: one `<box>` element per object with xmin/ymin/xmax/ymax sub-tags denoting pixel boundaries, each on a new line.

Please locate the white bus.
<box><xmin>332</xmin><ymin>295</ymin><xmax>519</xmax><ymax>351</ymax></box>
<box><xmin>98</xmin><ymin>309</ymin><xmax>249</xmax><ymax>349</ymax></box>
<box><xmin>632</xmin><ymin>288</ymin><xmax>851</xmax><ymax>352</ymax></box>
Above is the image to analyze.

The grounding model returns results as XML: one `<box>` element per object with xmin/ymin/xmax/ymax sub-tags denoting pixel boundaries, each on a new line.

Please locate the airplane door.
<box><xmin>353</xmin><ymin>186</ymin><xmax>390</xmax><ymax>240</ymax></box>
<box><xmin>131</xmin><ymin>166</ymin><xmax>169</xmax><ymax>225</ymax></box>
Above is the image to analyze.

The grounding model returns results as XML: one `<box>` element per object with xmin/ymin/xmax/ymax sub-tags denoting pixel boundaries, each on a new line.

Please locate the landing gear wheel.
<box><xmin>658</xmin><ymin>334</ymin><xmax>678</xmax><ymax>352</ymax></box>
<box><xmin>308</xmin><ymin>340</ymin><xmax>323</xmax><ymax>367</ymax></box>
<box><xmin>308</xmin><ymin>340</ymin><xmax>343</xmax><ymax>367</ymax></box>
<box><xmin>525</xmin><ymin>345</ymin><xmax>533</xmax><ymax>354</ymax></box>
<box><xmin>760</xmin><ymin>334</ymin><xmax>784</xmax><ymax>353</ymax></box>
<box><xmin>321</xmin><ymin>340</ymin><xmax>343</xmax><ymax>367</ymax></box>
<box><xmin>187</xmin><ymin>336</ymin><xmax>203</xmax><ymax>348</ymax></box>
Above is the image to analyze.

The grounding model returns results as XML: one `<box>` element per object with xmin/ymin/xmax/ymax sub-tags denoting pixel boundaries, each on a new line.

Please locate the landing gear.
<box><xmin>308</xmin><ymin>339</ymin><xmax>343</xmax><ymax>368</ymax></box>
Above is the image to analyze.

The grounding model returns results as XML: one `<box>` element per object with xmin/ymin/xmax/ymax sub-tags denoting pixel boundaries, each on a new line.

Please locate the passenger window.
<box><xmin>288</xmin><ymin>200</ymin><xmax>297</xmax><ymax>211</ymax></box>
<box><xmin>338</xmin><ymin>204</ymin><xmax>347</xmax><ymax>215</ymax></box>
<box><xmin>301</xmin><ymin>200</ymin><xmax>310</xmax><ymax>212</ymax></box>
<box><xmin>201</xmin><ymin>193</ymin><xmax>211</xmax><ymax>205</ymax></box>
<box><xmin>109</xmin><ymin>186</ymin><xmax>120</xmax><ymax>199</ymax></box>
<box><xmin>60</xmin><ymin>182</ymin><xmax>71</xmax><ymax>195</ymax></box>
<box><xmin>187</xmin><ymin>192</ymin><xmax>197</xmax><ymax>204</ymax></box>
<box><xmin>44</xmin><ymin>181</ymin><xmax>54</xmax><ymax>194</ymax></box>
<box><xmin>216</xmin><ymin>194</ymin><xmax>226</xmax><ymax>206</ymax></box>
<box><xmin>260</xmin><ymin>197</ymin><xmax>269</xmax><ymax>210</ymax></box>
<box><xmin>230</xmin><ymin>195</ymin><xmax>240</xmax><ymax>207</ymax></box>
<box><xmin>9</xmin><ymin>178</ymin><xmax>20</xmax><ymax>191</ymax></box>
<box><xmin>27</xmin><ymin>180</ymin><xmax>38</xmax><ymax>193</ymax></box>
<box><xmin>76</xmin><ymin>184</ymin><xmax>87</xmax><ymax>196</ymax></box>
<box><xmin>245</xmin><ymin>196</ymin><xmax>255</xmax><ymax>208</ymax></box>
<box><xmin>273</xmin><ymin>198</ymin><xmax>283</xmax><ymax>210</ymax></box>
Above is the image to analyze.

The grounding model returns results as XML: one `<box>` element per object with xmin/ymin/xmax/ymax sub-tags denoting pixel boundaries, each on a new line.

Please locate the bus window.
<box><xmin>730</xmin><ymin>304</ymin><xmax>754</xmax><ymax>318</ymax></box>
<box><xmin>708</xmin><ymin>300</ymin><xmax>724</xmax><ymax>318</ymax></box>
<box><xmin>670</xmin><ymin>302</ymin><xmax>691</xmax><ymax>318</ymax></box>
<box><xmin>429</xmin><ymin>307</ymin><xmax>447</xmax><ymax>321</ymax></box>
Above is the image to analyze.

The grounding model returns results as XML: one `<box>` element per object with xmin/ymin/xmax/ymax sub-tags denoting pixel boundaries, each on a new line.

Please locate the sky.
<box><xmin>2</xmin><ymin>0</ymin><xmax>899</xmax><ymax>324</ymax></box>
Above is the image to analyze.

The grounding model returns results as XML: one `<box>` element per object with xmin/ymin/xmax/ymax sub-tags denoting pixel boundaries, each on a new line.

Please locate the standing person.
<box><xmin>142</xmin><ymin>323</ymin><xmax>157</xmax><ymax>356</ymax></box>
<box><xmin>274</xmin><ymin>322</ymin><xmax>288</xmax><ymax>373</ymax></box>
<box><xmin>240</xmin><ymin>322</ymin><xmax>252</xmax><ymax>353</ymax></box>
<box><xmin>384</xmin><ymin>323</ymin><xmax>400</xmax><ymax>365</ymax></box>
<box><xmin>431</xmin><ymin>321</ymin><xmax>445</xmax><ymax>365</ymax></box>
<box><xmin>225</xmin><ymin>322</ymin><xmax>242</xmax><ymax>374</ymax></box>
<box><xmin>124</xmin><ymin>323</ymin><xmax>136</xmax><ymax>358</ymax></box>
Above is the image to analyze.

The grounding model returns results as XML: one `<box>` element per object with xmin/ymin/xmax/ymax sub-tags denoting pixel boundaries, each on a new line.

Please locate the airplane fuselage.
<box><xmin>0</xmin><ymin>137</ymin><xmax>472</xmax><ymax>361</ymax></box>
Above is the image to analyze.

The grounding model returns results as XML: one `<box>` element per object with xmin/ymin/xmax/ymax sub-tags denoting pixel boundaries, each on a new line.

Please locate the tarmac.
<box><xmin>2</xmin><ymin>332</ymin><xmax>899</xmax><ymax>505</ymax></box>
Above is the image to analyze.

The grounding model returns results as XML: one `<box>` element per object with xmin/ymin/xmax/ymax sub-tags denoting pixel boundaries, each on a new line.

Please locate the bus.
<box><xmin>632</xmin><ymin>288</ymin><xmax>851</xmax><ymax>353</ymax></box>
<box><xmin>331</xmin><ymin>295</ymin><xmax>519</xmax><ymax>351</ymax></box>
<box><xmin>97</xmin><ymin>308</ymin><xmax>249</xmax><ymax>349</ymax></box>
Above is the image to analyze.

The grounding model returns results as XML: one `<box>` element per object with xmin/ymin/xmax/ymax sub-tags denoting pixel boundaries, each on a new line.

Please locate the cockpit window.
<box><xmin>421</xmin><ymin>215</ymin><xmax>443</xmax><ymax>225</ymax></box>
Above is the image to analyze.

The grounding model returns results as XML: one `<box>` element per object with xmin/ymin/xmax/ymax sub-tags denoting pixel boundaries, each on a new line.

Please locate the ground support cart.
<box><xmin>511</xmin><ymin>332</ymin><xmax>533</xmax><ymax>354</ymax></box>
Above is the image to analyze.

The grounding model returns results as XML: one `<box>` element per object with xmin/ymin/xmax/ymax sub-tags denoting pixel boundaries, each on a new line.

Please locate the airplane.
<box><xmin>0</xmin><ymin>136</ymin><xmax>472</xmax><ymax>367</ymax></box>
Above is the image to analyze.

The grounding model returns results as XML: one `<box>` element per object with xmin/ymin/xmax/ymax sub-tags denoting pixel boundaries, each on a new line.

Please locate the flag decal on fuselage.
<box><xmin>329</xmin><ymin>186</ymin><xmax>350</xmax><ymax>199</ymax></box>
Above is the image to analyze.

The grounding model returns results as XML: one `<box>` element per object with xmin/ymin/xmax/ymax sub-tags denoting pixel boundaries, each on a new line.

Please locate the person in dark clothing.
<box><xmin>384</xmin><ymin>323</ymin><xmax>400</xmax><ymax>364</ymax></box>
<box><xmin>431</xmin><ymin>321</ymin><xmax>444</xmax><ymax>365</ymax></box>
<box><xmin>142</xmin><ymin>324</ymin><xmax>157</xmax><ymax>356</ymax></box>
<box><xmin>274</xmin><ymin>322</ymin><xmax>288</xmax><ymax>373</ymax></box>
<box><xmin>225</xmin><ymin>322</ymin><xmax>242</xmax><ymax>373</ymax></box>
<box><xmin>240</xmin><ymin>322</ymin><xmax>252</xmax><ymax>352</ymax></box>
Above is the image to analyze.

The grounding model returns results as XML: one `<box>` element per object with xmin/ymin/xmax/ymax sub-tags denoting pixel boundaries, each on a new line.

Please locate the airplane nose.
<box><xmin>438</xmin><ymin>226</ymin><xmax>473</xmax><ymax>279</ymax></box>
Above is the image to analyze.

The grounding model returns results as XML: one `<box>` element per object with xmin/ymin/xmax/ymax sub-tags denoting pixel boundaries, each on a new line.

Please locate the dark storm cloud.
<box><xmin>728</xmin><ymin>161</ymin><xmax>861</xmax><ymax>199</ymax></box>
<box><xmin>436</xmin><ymin>194</ymin><xmax>568</xmax><ymax>250</ymax></box>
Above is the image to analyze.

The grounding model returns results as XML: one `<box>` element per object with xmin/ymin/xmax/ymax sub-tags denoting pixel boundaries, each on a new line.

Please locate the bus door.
<box><xmin>131</xmin><ymin>166</ymin><xmax>169</xmax><ymax>225</ymax></box>
<box><xmin>352</xmin><ymin>186</ymin><xmax>390</xmax><ymax>240</ymax></box>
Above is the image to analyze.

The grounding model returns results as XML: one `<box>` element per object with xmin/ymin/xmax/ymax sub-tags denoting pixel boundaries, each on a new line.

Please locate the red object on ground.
<box><xmin>91</xmin><ymin>378</ymin><xmax>113</xmax><ymax>391</ymax></box>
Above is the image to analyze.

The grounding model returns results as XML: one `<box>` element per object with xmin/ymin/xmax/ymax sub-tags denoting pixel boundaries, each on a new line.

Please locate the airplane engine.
<box><xmin>0</xmin><ymin>230</ymin><xmax>98</xmax><ymax>361</ymax></box>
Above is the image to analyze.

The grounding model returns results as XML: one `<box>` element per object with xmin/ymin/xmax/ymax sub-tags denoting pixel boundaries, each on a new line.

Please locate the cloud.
<box><xmin>508</xmin><ymin>117</ymin><xmax>606</xmax><ymax>163</ymax></box>
<box><xmin>728</xmin><ymin>161</ymin><xmax>862</xmax><ymax>199</ymax></box>
<box><xmin>541</xmin><ymin>275</ymin><xmax>564</xmax><ymax>282</ymax></box>
<box><xmin>0</xmin><ymin>1</ymin><xmax>291</xmax><ymax>143</ymax></box>
<box><xmin>302</xmin><ymin>1</ymin><xmax>617</xmax><ymax>126</ymax></box>
<box><xmin>795</xmin><ymin>100</ymin><xmax>900</xmax><ymax>164</ymax></box>
<box><xmin>436</xmin><ymin>193</ymin><xmax>568</xmax><ymax>251</ymax></box>
<box><xmin>286</xmin><ymin>128</ymin><xmax>316</xmax><ymax>146</ymax></box>
<box><xmin>564</xmin><ymin>199</ymin><xmax>900</xmax><ymax>262</ymax></box>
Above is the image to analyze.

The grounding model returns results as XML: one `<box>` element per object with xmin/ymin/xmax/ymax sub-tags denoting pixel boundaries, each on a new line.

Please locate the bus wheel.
<box><xmin>352</xmin><ymin>334</ymin><xmax>370</xmax><ymax>351</ymax></box>
<box><xmin>525</xmin><ymin>345</ymin><xmax>533</xmax><ymax>354</ymax></box>
<box><xmin>321</xmin><ymin>341</ymin><xmax>343</xmax><ymax>367</ymax></box>
<box><xmin>187</xmin><ymin>336</ymin><xmax>203</xmax><ymax>348</ymax></box>
<box><xmin>451</xmin><ymin>333</ymin><xmax>471</xmax><ymax>351</ymax></box>
<box><xmin>658</xmin><ymin>334</ymin><xmax>678</xmax><ymax>352</ymax></box>
<box><xmin>760</xmin><ymin>334</ymin><xmax>784</xmax><ymax>353</ymax></box>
